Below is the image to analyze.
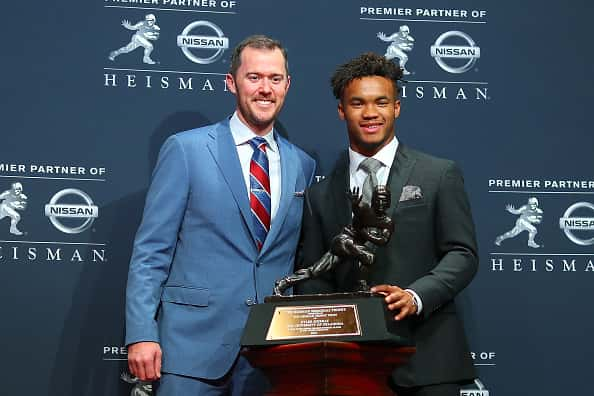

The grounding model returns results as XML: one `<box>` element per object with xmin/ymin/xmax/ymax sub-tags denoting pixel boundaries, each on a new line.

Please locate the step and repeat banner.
<box><xmin>1</xmin><ymin>1</ymin><xmax>592</xmax><ymax>395</ymax></box>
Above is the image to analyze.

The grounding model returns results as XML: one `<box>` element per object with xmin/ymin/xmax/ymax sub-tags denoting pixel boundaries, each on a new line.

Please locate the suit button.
<box><xmin>245</xmin><ymin>298</ymin><xmax>256</xmax><ymax>306</ymax></box>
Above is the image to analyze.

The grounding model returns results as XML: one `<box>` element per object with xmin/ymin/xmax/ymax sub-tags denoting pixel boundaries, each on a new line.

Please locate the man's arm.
<box><xmin>408</xmin><ymin>162</ymin><xmax>478</xmax><ymax>318</ymax></box>
<box><xmin>125</xmin><ymin>135</ymin><xmax>190</xmax><ymax>380</ymax></box>
<box><xmin>374</xmin><ymin>162</ymin><xmax>478</xmax><ymax>320</ymax></box>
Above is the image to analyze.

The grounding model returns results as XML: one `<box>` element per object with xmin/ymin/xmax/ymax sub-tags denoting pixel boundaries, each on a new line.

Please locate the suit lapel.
<box><xmin>260</xmin><ymin>134</ymin><xmax>297</xmax><ymax>256</ymax></box>
<box><xmin>330</xmin><ymin>152</ymin><xmax>352</xmax><ymax>228</ymax></box>
<box><xmin>387</xmin><ymin>144</ymin><xmax>417</xmax><ymax>218</ymax></box>
<box><xmin>331</xmin><ymin>145</ymin><xmax>417</xmax><ymax>222</ymax></box>
<box><xmin>206</xmin><ymin>121</ymin><xmax>256</xmax><ymax>244</ymax></box>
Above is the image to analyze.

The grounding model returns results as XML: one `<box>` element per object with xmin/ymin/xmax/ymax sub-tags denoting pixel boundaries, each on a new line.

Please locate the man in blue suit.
<box><xmin>125</xmin><ymin>35</ymin><xmax>316</xmax><ymax>395</ymax></box>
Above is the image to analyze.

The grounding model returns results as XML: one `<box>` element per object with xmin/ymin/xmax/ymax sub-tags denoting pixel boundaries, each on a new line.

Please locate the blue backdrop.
<box><xmin>1</xmin><ymin>1</ymin><xmax>593</xmax><ymax>394</ymax></box>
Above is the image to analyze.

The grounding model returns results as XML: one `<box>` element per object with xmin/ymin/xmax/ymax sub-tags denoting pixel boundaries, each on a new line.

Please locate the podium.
<box><xmin>242</xmin><ymin>341</ymin><xmax>415</xmax><ymax>396</ymax></box>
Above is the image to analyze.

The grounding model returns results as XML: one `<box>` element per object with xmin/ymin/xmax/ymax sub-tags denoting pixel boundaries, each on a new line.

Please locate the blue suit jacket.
<box><xmin>125</xmin><ymin>119</ymin><xmax>316</xmax><ymax>379</ymax></box>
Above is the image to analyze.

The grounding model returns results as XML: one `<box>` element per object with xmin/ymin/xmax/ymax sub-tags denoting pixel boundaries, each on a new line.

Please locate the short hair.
<box><xmin>229</xmin><ymin>35</ymin><xmax>289</xmax><ymax>77</ymax></box>
<box><xmin>331</xmin><ymin>52</ymin><xmax>403</xmax><ymax>100</ymax></box>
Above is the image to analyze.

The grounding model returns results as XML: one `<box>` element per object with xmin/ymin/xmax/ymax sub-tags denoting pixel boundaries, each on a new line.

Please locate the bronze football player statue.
<box><xmin>273</xmin><ymin>185</ymin><xmax>394</xmax><ymax>296</ymax></box>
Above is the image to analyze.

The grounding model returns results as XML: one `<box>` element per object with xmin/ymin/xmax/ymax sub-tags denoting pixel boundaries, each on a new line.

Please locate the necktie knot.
<box><xmin>359</xmin><ymin>157</ymin><xmax>383</xmax><ymax>175</ymax></box>
<box><xmin>249</xmin><ymin>137</ymin><xmax>267</xmax><ymax>151</ymax></box>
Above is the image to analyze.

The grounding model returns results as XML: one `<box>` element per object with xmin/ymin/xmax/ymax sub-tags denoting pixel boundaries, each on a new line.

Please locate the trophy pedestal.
<box><xmin>242</xmin><ymin>341</ymin><xmax>415</xmax><ymax>396</ymax></box>
<box><xmin>241</xmin><ymin>292</ymin><xmax>413</xmax><ymax>347</ymax></box>
<box><xmin>241</xmin><ymin>292</ymin><xmax>416</xmax><ymax>394</ymax></box>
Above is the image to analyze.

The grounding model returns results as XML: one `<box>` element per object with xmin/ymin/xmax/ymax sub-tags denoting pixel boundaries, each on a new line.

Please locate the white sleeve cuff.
<box><xmin>405</xmin><ymin>289</ymin><xmax>423</xmax><ymax>315</ymax></box>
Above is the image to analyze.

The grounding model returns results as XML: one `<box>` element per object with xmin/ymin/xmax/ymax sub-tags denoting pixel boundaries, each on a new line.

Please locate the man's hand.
<box><xmin>371</xmin><ymin>284</ymin><xmax>417</xmax><ymax>320</ymax></box>
<box><xmin>127</xmin><ymin>341</ymin><xmax>162</xmax><ymax>381</ymax></box>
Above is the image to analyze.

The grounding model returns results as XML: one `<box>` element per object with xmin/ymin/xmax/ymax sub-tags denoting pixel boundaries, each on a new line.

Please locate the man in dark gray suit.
<box><xmin>296</xmin><ymin>53</ymin><xmax>478</xmax><ymax>396</ymax></box>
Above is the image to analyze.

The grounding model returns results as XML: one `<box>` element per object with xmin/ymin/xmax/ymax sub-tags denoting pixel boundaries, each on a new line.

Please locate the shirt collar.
<box><xmin>229</xmin><ymin>112</ymin><xmax>277</xmax><ymax>152</ymax></box>
<box><xmin>349</xmin><ymin>136</ymin><xmax>399</xmax><ymax>176</ymax></box>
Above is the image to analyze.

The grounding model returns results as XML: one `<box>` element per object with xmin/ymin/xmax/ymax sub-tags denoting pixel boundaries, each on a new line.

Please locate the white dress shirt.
<box><xmin>229</xmin><ymin>112</ymin><xmax>281</xmax><ymax>221</ymax></box>
<box><xmin>347</xmin><ymin>136</ymin><xmax>424</xmax><ymax>314</ymax></box>
<box><xmin>348</xmin><ymin>137</ymin><xmax>399</xmax><ymax>189</ymax></box>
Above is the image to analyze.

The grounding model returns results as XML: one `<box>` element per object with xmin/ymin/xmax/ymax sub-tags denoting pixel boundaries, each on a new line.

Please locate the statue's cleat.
<box><xmin>10</xmin><ymin>227</ymin><xmax>23</xmax><ymax>236</ymax></box>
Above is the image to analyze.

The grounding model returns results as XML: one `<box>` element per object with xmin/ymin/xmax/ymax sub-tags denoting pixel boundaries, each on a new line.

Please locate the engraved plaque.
<box><xmin>266</xmin><ymin>304</ymin><xmax>361</xmax><ymax>341</ymax></box>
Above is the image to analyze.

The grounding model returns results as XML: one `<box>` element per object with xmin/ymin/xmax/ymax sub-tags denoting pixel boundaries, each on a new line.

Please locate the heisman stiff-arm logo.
<box><xmin>377</xmin><ymin>25</ymin><xmax>415</xmax><ymax>75</ymax></box>
<box><xmin>495</xmin><ymin>197</ymin><xmax>543</xmax><ymax>248</ymax></box>
<box><xmin>109</xmin><ymin>14</ymin><xmax>161</xmax><ymax>65</ymax></box>
<box><xmin>0</xmin><ymin>182</ymin><xmax>28</xmax><ymax>235</ymax></box>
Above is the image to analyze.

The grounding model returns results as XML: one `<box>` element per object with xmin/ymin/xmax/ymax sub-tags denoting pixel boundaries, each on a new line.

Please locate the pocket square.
<box><xmin>294</xmin><ymin>190</ymin><xmax>305</xmax><ymax>197</ymax></box>
<box><xmin>399</xmin><ymin>185</ymin><xmax>423</xmax><ymax>202</ymax></box>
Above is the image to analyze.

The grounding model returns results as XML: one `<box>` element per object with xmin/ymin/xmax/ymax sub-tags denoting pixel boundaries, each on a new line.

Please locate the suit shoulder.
<box><xmin>293</xmin><ymin>144</ymin><xmax>315</xmax><ymax>164</ymax></box>
<box><xmin>277</xmin><ymin>136</ymin><xmax>314</xmax><ymax>163</ymax></box>
<box><xmin>172</xmin><ymin>122</ymin><xmax>220</xmax><ymax>144</ymax></box>
<box><xmin>307</xmin><ymin>150</ymin><xmax>348</xmax><ymax>194</ymax></box>
<box><xmin>402</xmin><ymin>146</ymin><xmax>468</xmax><ymax>192</ymax></box>
<box><xmin>278</xmin><ymin>137</ymin><xmax>316</xmax><ymax>176</ymax></box>
<box><xmin>404</xmin><ymin>146</ymin><xmax>456</xmax><ymax>171</ymax></box>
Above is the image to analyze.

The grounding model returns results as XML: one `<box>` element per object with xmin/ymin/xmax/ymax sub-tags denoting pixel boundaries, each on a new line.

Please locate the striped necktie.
<box><xmin>248</xmin><ymin>137</ymin><xmax>271</xmax><ymax>251</ymax></box>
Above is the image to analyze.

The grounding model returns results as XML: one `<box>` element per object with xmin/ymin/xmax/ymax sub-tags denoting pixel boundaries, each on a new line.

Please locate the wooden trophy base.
<box><xmin>242</xmin><ymin>340</ymin><xmax>415</xmax><ymax>396</ymax></box>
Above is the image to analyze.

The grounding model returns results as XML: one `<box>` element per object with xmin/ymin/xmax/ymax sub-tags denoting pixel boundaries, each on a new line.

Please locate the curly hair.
<box><xmin>331</xmin><ymin>52</ymin><xmax>403</xmax><ymax>100</ymax></box>
<box><xmin>229</xmin><ymin>35</ymin><xmax>289</xmax><ymax>77</ymax></box>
